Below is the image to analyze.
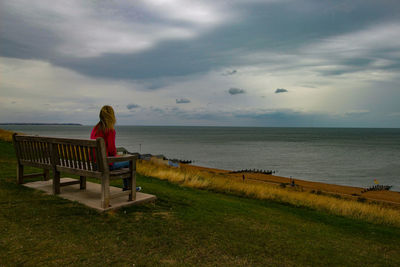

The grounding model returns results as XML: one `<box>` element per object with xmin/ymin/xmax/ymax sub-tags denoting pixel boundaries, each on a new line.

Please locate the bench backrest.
<box><xmin>13</xmin><ymin>135</ymin><xmax>53</xmax><ymax>169</ymax></box>
<box><xmin>13</xmin><ymin>135</ymin><xmax>108</xmax><ymax>176</ymax></box>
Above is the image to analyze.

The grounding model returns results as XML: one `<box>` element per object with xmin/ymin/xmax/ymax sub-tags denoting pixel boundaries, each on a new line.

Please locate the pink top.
<box><xmin>90</xmin><ymin>125</ymin><xmax>117</xmax><ymax>157</ymax></box>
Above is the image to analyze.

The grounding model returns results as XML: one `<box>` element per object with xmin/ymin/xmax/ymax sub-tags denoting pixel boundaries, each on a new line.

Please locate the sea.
<box><xmin>3</xmin><ymin>125</ymin><xmax>400</xmax><ymax>191</ymax></box>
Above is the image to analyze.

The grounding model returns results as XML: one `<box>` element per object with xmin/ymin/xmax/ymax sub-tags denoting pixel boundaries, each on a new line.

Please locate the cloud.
<box><xmin>275</xmin><ymin>88</ymin><xmax>288</xmax><ymax>93</ymax></box>
<box><xmin>176</xmin><ymin>98</ymin><xmax>191</xmax><ymax>104</ymax></box>
<box><xmin>126</xmin><ymin>103</ymin><xmax>140</xmax><ymax>110</ymax></box>
<box><xmin>0</xmin><ymin>0</ymin><xmax>227</xmax><ymax>58</ymax></box>
<box><xmin>222</xmin><ymin>69</ymin><xmax>237</xmax><ymax>76</ymax></box>
<box><xmin>228</xmin><ymin>87</ymin><xmax>246</xmax><ymax>95</ymax></box>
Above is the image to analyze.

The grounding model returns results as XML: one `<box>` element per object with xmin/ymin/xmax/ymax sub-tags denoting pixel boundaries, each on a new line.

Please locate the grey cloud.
<box><xmin>222</xmin><ymin>69</ymin><xmax>237</xmax><ymax>76</ymax></box>
<box><xmin>228</xmin><ymin>88</ymin><xmax>245</xmax><ymax>95</ymax></box>
<box><xmin>3</xmin><ymin>0</ymin><xmax>400</xmax><ymax>82</ymax></box>
<box><xmin>127</xmin><ymin>103</ymin><xmax>140</xmax><ymax>110</ymax></box>
<box><xmin>176</xmin><ymin>98</ymin><xmax>191</xmax><ymax>104</ymax></box>
<box><xmin>275</xmin><ymin>88</ymin><xmax>288</xmax><ymax>94</ymax></box>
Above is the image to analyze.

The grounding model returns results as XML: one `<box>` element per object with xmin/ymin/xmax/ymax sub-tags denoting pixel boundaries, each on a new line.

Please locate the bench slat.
<box><xmin>14</xmin><ymin>135</ymin><xmax>97</xmax><ymax>147</ymax></box>
<box><xmin>83</xmin><ymin>146</ymin><xmax>89</xmax><ymax>170</ymax></box>
<box><xmin>60</xmin><ymin>180</ymin><xmax>81</xmax><ymax>187</ymax></box>
<box><xmin>76</xmin><ymin>146</ymin><xmax>82</xmax><ymax>169</ymax></box>
<box><xmin>56</xmin><ymin>166</ymin><xmax>103</xmax><ymax>178</ymax></box>
<box><xmin>19</xmin><ymin>159</ymin><xmax>52</xmax><ymax>169</ymax></box>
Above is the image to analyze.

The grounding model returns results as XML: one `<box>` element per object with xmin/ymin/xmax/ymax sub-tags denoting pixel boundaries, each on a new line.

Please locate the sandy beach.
<box><xmin>184</xmin><ymin>163</ymin><xmax>400</xmax><ymax>207</ymax></box>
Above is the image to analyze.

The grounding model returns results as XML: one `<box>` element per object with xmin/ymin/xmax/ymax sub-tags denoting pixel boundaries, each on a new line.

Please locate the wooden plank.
<box><xmin>82</xmin><ymin>146</ymin><xmax>90</xmax><ymax>170</ymax></box>
<box><xmin>22</xmin><ymin>172</ymin><xmax>45</xmax><ymax>179</ymax></box>
<box><xmin>91</xmin><ymin>147</ymin><xmax>97</xmax><ymax>171</ymax></box>
<box><xmin>39</xmin><ymin>142</ymin><xmax>46</xmax><ymax>164</ymax></box>
<box><xmin>107</xmin><ymin>155</ymin><xmax>137</xmax><ymax>163</ymax></box>
<box><xmin>28</xmin><ymin>141</ymin><xmax>35</xmax><ymax>162</ymax></box>
<box><xmin>97</xmin><ymin>138</ymin><xmax>110</xmax><ymax>208</ymax></box>
<box><xmin>74</xmin><ymin>145</ymin><xmax>82</xmax><ymax>169</ymax></box>
<box><xmin>53</xmin><ymin>170</ymin><xmax>60</xmax><ymax>194</ymax></box>
<box><xmin>69</xmin><ymin>144</ymin><xmax>76</xmax><ymax>169</ymax></box>
<box><xmin>130</xmin><ymin>161</ymin><xmax>136</xmax><ymax>201</ymax></box>
<box><xmin>51</xmin><ymin>143</ymin><xmax>60</xmax><ymax>194</ymax></box>
<box><xmin>21</xmin><ymin>141</ymin><xmax>29</xmax><ymax>161</ymax></box>
<box><xmin>64</xmin><ymin>144</ymin><xmax>69</xmax><ymax>167</ymax></box>
<box><xmin>34</xmin><ymin>142</ymin><xmax>41</xmax><ymax>163</ymax></box>
<box><xmin>59</xmin><ymin>180</ymin><xmax>81</xmax><ymax>187</ymax></box>
<box><xmin>32</xmin><ymin>141</ymin><xmax>39</xmax><ymax>163</ymax></box>
<box><xmin>25</xmin><ymin>141</ymin><xmax>33</xmax><ymax>162</ymax></box>
<box><xmin>12</xmin><ymin>134</ymin><xmax>21</xmax><ymax>164</ymax></box>
<box><xmin>79</xmin><ymin>146</ymin><xmax>86</xmax><ymax>170</ymax></box>
<box><xmin>59</xmin><ymin>144</ymin><xmax>66</xmax><ymax>166</ymax></box>
<box><xmin>43</xmin><ymin>169</ymin><xmax>50</xmax><ymax>181</ymax></box>
<box><xmin>76</xmin><ymin>146</ymin><xmax>82</xmax><ymax>169</ymax></box>
<box><xmin>19</xmin><ymin>159</ymin><xmax>51</xmax><ymax>169</ymax></box>
<box><xmin>18</xmin><ymin>141</ymin><xmax>24</xmax><ymax>161</ymax></box>
<box><xmin>22</xmin><ymin>141</ymin><xmax>29</xmax><ymax>161</ymax></box>
<box><xmin>79</xmin><ymin>176</ymin><xmax>86</xmax><ymax>190</ymax></box>
<box><xmin>56</xmin><ymin>166</ymin><xmax>103</xmax><ymax>178</ymax></box>
<box><xmin>20</xmin><ymin>141</ymin><xmax>28</xmax><ymax>161</ymax></box>
<box><xmin>44</xmin><ymin>142</ymin><xmax>51</xmax><ymax>164</ymax></box>
<box><xmin>30</xmin><ymin>141</ymin><xmax>38</xmax><ymax>163</ymax></box>
<box><xmin>15</xmin><ymin>135</ymin><xmax>97</xmax><ymax>147</ymax></box>
<box><xmin>64</xmin><ymin>144</ymin><xmax>70</xmax><ymax>167</ymax></box>
<box><xmin>17</xmin><ymin>164</ymin><xmax>24</xmax><ymax>184</ymax></box>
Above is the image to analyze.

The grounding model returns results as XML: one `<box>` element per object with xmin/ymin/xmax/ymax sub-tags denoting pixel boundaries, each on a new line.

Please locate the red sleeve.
<box><xmin>106</xmin><ymin>129</ymin><xmax>117</xmax><ymax>157</ymax></box>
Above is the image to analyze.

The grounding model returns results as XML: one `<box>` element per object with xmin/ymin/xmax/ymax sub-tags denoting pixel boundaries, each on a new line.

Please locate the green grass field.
<box><xmin>1</xmin><ymin>139</ymin><xmax>400</xmax><ymax>266</ymax></box>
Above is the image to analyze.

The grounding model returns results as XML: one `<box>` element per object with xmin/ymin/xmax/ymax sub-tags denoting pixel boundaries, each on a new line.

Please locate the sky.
<box><xmin>1</xmin><ymin>0</ymin><xmax>400</xmax><ymax>127</ymax></box>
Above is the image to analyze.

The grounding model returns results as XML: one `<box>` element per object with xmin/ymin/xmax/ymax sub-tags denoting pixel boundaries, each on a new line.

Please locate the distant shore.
<box><xmin>0</xmin><ymin>123</ymin><xmax>82</xmax><ymax>126</ymax></box>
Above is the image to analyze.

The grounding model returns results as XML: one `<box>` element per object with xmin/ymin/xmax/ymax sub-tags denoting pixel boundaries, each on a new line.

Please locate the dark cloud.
<box><xmin>228</xmin><ymin>88</ymin><xmax>246</xmax><ymax>95</ymax></box>
<box><xmin>3</xmin><ymin>0</ymin><xmax>400</xmax><ymax>82</ymax></box>
<box><xmin>275</xmin><ymin>88</ymin><xmax>288</xmax><ymax>93</ymax></box>
<box><xmin>126</xmin><ymin>103</ymin><xmax>140</xmax><ymax>110</ymax></box>
<box><xmin>222</xmin><ymin>69</ymin><xmax>237</xmax><ymax>76</ymax></box>
<box><xmin>176</xmin><ymin>98</ymin><xmax>191</xmax><ymax>104</ymax></box>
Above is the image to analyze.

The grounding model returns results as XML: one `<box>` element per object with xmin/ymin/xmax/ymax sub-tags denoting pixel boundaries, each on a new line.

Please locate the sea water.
<box><xmin>3</xmin><ymin>125</ymin><xmax>400</xmax><ymax>191</ymax></box>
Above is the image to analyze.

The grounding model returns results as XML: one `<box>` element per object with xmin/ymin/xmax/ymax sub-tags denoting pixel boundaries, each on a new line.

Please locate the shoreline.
<box><xmin>1</xmin><ymin>128</ymin><xmax>399</xmax><ymax>206</ymax></box>
<box><xmin>182</xmin><ymin>163</ymin><xmax>400</xmax><ymax>206</ymax></box>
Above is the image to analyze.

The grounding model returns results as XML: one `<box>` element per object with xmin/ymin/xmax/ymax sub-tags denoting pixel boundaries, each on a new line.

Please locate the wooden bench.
<box><xmin>12</xmin><ymin>134</ymin><xmax>138</xmax><ymax>209</ymax></box>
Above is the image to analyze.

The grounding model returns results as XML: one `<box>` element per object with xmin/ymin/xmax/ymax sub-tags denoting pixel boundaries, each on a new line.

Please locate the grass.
<box><xmin>1</xmin><ymin>135</ymin><xmax>400</xmax><ymax>265</ymax></box>
<box><xmin>0</xmin><ymin>129</ymin><xmax>15</xmax><ymax>142</ymax></box>
<box><xmin>138</xmin><ymin>159</ymin><xmax>400</xmax><ymax>227</ymax></box>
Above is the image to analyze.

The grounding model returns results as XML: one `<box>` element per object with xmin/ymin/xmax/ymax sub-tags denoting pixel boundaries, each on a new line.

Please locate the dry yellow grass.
<box><xmin>0</xmin><ymin>128</ymin><xmax>15</xmax><ymax>142</ymax></box>
<box><xmin>137</xmin><ymin>159</ymin><xmax>400</xmax><ymax>227</ymax></box>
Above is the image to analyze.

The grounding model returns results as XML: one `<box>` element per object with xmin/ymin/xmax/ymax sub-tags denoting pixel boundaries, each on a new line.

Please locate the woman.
<box><xmin>91</xmin><ymin>105</ymin><xmax>140</xmax><ymax>191</ymax></box>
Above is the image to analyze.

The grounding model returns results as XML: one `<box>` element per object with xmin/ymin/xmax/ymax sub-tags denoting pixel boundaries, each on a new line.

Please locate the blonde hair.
<box><xmin>96</xmin><ymin>105</ymin><xmax>116</xmax><ymax>133</ymax></box>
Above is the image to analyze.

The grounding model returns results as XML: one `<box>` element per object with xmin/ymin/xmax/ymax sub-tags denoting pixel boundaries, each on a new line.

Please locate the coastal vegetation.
<box><xmin>1</xmin><ymin>129</ymin><xmax>400</xmax><ymax>265</ymax></box>
<box><xmin>0</xmin><ymin>129</ymin><xmax>15</xmax><ymax>142</ymax></box>
<box><xmin>138</xmin><ymin>159</ymin><xmax>400</xmax><ymax>227</ymax></box>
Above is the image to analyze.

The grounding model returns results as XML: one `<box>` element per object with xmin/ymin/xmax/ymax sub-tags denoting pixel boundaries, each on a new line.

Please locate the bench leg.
<box><xmin>43</xmin><ymin>169</ymin><xmax>50</xmax><ymax>181</ymax></box>
<box><xmin>17</xmin><ymin>164</ymin><xmax>24</xmax><ymax>184</ymax></box>
<box><xmin>129</xmin><ymin>171</ymin><xmax>136</xmax><ymax>201</ymax></box>
<box><xmin>52</xmin><ymin>170</ymin><xmax>60</xmax><ymax>195</ymax></box>
<box><xmin>101</xmin><ymin>175</ymin><xmax>110</xmax><ymax>209</ymax></box>
<box><xmin>79</xmin><ymin>176</ymin><xmax>86</xmax><ymax>190</ymax></box>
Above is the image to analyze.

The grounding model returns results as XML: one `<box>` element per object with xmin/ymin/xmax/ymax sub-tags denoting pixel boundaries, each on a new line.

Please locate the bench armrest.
<box><xmin>107</xmin><ymin>154</ymin><xmax>138</xmax><ymax>164</ymax></box>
